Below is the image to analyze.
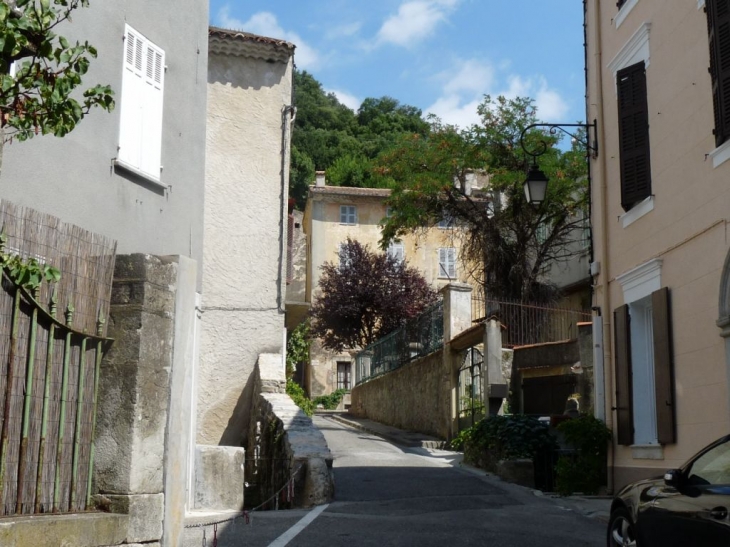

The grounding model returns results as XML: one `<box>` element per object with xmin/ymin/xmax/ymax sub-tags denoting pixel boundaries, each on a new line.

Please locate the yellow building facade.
<box><xmin>587</xmin><ymin>0</ymin><xmax>730</xmax><ymax>490</ymax></box>
<box><xmin>298</xmin><ymin>175</ymin><xmax>471</xmax><ymax>398</ymax></box>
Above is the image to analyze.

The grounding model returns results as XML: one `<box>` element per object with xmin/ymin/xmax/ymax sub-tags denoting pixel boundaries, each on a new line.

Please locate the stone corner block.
<box><xmin>195</xmin><ymin>445</ymin><xmax>245</xmax><ymax>511</ymax></box>
<box><xmin>106</xmin><ymin>493</ymin><xmax>164</xmax><ymax>544</ymax></box>
<box><xmin>258</xmin><ymin>353</ymin><xmax>286</xmax><ymax>393</ymax></box>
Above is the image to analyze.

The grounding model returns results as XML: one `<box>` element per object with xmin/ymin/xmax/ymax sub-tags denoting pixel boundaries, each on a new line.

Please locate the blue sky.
<box><xmin>210</xmin><ymin>1</ymin><xmax>586</xmax><ymax>129</ymax></box>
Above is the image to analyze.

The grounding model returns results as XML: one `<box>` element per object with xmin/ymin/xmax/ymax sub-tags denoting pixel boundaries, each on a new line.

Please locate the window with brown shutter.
<box><xmin>613</xmin><ymin>288</ymin><xmax>676</xmax><ymax>447</ymax></box>
<box><xmin>652</xmin><ymin>287</ymin><xmax>676</xmax><ymax>444</ymax></box>
<box><xmin>617</xmin><ymin>62</ymin><xmax>651</xmax><ymax>212</ymax></box>
<box><xmin>707</xmin><ymin>0</ymin><xmax>730</xmax><ymax>147</ymax></box>
<box><xmin>614</xmin><ymin>305</ymin><xmax>634</xmax><ymax>446</ymax></box>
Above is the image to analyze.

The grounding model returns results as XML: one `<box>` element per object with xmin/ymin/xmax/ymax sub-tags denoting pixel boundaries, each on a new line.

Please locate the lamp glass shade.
<box><xmin>524</xmin><ymin>166</ymin><xmax>549</xmax><ymax>204</ymax></box>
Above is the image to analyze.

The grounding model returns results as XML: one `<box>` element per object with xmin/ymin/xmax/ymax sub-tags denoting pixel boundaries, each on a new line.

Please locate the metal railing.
<box><xmin>472</xmin><ymin>293</ymin><xmax>591</xmax><ymax>348</ymax></box>
<box><xmin>355</xmin><ymin>300</ymin><xmax>444</xmax><ymax>386</ymax></box>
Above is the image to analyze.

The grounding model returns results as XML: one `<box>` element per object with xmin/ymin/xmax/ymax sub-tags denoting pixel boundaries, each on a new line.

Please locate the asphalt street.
<box><xmin>224</xmin><ymin>415</ymin><xmax>606</xmax><ymax>547</ymax></box>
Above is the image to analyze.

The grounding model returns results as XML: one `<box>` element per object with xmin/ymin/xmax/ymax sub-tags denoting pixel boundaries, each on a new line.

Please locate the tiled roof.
<box><xmin>309</xmin><ymin>186</ymin><xmax>392</xmax><ymax>198</ymax></box>
<box><xmin>209</xmin><ymin>27</ymin><xmax>295</xmax><ymax>63</ymax></box>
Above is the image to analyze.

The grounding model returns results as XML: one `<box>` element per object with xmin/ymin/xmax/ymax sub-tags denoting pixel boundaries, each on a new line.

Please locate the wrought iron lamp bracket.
<box><xmin>518</xmin><ymin>120</ymin><xmax>599</xmax><ymax>161</ymax></box>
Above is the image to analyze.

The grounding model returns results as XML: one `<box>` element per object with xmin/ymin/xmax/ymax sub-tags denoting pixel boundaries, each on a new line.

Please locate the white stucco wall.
<box><xmin>198</xmin><ymin>48</ymin><xmax>293</xmax><ymax>445</ymax></box>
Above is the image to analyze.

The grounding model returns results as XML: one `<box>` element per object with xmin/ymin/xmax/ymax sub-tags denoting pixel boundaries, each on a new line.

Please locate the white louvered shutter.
<box><xmin>118</xmin><ymin>25</ymin><xmax>165</xmax><ymax>181</ymax></box>
<box><xmin>140</xmin><ymin>42</ymin><xmax>164</xmax><ymax>179</ymax></box>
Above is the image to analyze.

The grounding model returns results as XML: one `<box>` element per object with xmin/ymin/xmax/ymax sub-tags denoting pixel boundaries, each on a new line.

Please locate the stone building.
<box><xmin>292</xmin><ymin>173</ymin><xmax>473</xmax><ymax>398</ymax></box>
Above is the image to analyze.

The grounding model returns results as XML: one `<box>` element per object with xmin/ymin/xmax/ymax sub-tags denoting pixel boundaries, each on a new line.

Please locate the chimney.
<box><xmin>315</xmin><ymin>171</ymin><xmax>326</xmax><ymax>187</ymax></box>
<box><xmin>464</xmin><ymin>169</ymin><xmax>475</xmax><ymax>196</ymax></box>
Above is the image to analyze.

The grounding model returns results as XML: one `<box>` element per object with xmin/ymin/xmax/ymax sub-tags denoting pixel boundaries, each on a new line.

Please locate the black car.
<box><xmin>608</xmin><ymin>434</ymin><xmax>730</xmax><ymax>546</ymax></box>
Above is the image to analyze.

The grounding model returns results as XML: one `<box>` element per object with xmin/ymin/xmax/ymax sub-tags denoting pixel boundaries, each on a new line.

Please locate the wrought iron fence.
<box><xmin>355</xmin><ymin>300</ymin><xmax>444</xmax><ymax>385</ymax></box>
<box><xmin>0</xmin><ymin>202</ymin><xmax>116</xmax><ymax>516</ymax></box>
<box><xmin>472</xmin><ymin>292</ymin><xmax>591</xmax><ymax>347</ymax></box>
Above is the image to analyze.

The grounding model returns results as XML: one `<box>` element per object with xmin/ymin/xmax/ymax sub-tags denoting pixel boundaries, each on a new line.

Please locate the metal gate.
<box><xmin>457</xmin><ymin>347</ymin><xmax>484</xmax><ymax>431</ymax></box>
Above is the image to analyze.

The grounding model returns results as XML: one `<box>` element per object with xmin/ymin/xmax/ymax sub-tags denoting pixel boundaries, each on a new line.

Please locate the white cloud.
<box><xmin>425</xmin><ymin>59</ymin><xmax>570</xmax><ymax>129</ymax></box>
<box><xmin>376</xmin><ymin>0</ymin><xmax>459</xmax><ymax>48</ymax></box>
<box><xmin>325</xmin><ymin>22</ymin><xmax>362</xmax><ymax>40</ymax></box>
<box><xmin>498</xmin><ymin>75</ymin><xmax>569</xmax><ymax>122</ymax></box>
<box><xmin>216</xmin><ymin>6</ymin><xmax>319</xmax><ymax>69</ymax></box>
<box><xmin>326</xmin><ymin>88</ymin><xmax>361</xmax><ymax>111</ymax></box>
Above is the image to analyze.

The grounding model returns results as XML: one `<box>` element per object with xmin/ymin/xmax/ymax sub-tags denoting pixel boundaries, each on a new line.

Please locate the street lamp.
<box><xmin>518</xmin><ymin>121</ymin><xmax>599</xmax><ymax>205</ymax></box>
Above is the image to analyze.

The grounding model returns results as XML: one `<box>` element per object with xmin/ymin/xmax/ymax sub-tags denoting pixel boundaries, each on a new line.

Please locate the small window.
<box><xmin>438</xmin><ymin>213</ymin><xmax>455</xmax><ymax>229</ymax></box>
<box><xmin>438</xmin><ymin>247</ymin><xmax>456</xmax><ymax>279</ymax></box>
<box><xmin>338</xmin><ymin>242</ymin><xmax>352</xmax><ymax>269</ymax></box>
<box><xmin>387</xmin><ymin>242</ymin><xmax>404</xmax><ymax>264</ymax></box>
<box><xmin>340</xmin><ymin>205</ymin><xmax>357</xmax><ymax>225</ymax></box>
<box><xmin>337</xmin><ymin>361</ymin><xmax>351</xmax><ymax>390</ymax></box>
<box><xmin>117</xmin><ymin>25</ymin><xmax>165</xmax><ymax>182</ymax></box>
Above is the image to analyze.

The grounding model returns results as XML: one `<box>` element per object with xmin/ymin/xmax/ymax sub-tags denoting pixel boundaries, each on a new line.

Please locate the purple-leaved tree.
<box><xmin>309</xmin><ymin>238</ymin><xmax>438</xmax><ymax>352</ymax></box>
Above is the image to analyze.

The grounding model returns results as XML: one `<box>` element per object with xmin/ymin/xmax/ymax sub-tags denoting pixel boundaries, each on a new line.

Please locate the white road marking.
<box><xmin>267</xmin><ymin>504</ymin><xmax>329</xmax><ymax>547</ymax></box>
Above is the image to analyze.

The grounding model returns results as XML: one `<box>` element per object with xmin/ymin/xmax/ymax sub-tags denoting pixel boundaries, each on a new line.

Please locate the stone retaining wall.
<box><xmin>246</xmin><ymin>355</ymin><xmax>334</xmax><ymax>508</ymax></box>
<box><xmin>350</xmin><ymin>350</ymin><xmax>450</xmax><ymax>440</ymax></box>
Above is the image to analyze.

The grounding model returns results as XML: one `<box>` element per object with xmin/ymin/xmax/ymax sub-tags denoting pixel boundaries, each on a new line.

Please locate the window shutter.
<box><xmin>707</xmin><ymin>0</ymin><xmax>730</xmax><ymax>146</ymax></box>
<box><xmin>118</xmin><ymin>26</ymin><xmax>164</xmax><ymax>181</ymax></box>
<box><xmin>118</xmin><ymin>28</ymin><xmax>145</xmax><ymax>170</ymax></box>
<box><xmin>617</xmin><ymin>62</ymin><xmax>651</xmax><ymax>211</ymax></box>
<box><xmin>140</xmin><ymin>43</ymin><xmax>164</xmax><ymax>179</ymax></box>
<box><xmin>448</xmin><ymin>248</ymin><xmax>456</xmax><ymax>278</ymax></box>
<box><xmin>614</xmin><ymin>305</ymin><xmax>634</xmax><ymax>446</ymax></box>
<box><xmin>652</xmin><ymin>287</ymin><xmax>676</xmax><ymax>444</ymax></box>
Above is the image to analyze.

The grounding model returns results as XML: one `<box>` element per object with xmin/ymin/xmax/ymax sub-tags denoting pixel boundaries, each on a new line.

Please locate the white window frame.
<box><xmin>387</xmin><ymin>241</ymin><xmax>404</xmax><ymax>264</ymax></box>
<box><xmin>340</xmin><ymin>205</ymin><xmax>357</xmax><ymax>225</ymax></box>
<box><xmin>115</xmin><ymin>25</ymin><xmax>166</xmax><ymax>185</ymax></box>
<box><xmin>338</xmin><ymin>242</ymin><xmax>351</xmax><ymax>269</ymax></box>
<box><xmin>617</xmin><ymin>258</ymin><xmax>663</xmax><ymax>455</ymax></box>
<box><xmin>438</xmin><ymin>247</ymin><xmax>456</xmax><ymax>279</ymax></box>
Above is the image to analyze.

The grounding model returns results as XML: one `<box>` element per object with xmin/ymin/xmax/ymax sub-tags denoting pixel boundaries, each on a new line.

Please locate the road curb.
<box><xmin>322</xmin><ymin>413</ymin><xmax>445</xmax><ymax>449</ymax></box>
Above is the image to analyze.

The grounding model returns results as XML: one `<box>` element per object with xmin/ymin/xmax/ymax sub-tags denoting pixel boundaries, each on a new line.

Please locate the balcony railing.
<box><xmin>472</xmin><ymin>293</ymin><xmax>591</xmax><ymax>348</ymax></box>
<box><xmin>355</xmin><ymin>300</ymin><xmax>443</xmax><ymax>386</ymax></box>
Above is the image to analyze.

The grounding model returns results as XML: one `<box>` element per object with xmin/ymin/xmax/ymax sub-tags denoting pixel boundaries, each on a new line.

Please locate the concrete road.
<box><xmin>199</xmin><ymin>416</ymin><xmax>606</xmax><ymax>547</ymax></box>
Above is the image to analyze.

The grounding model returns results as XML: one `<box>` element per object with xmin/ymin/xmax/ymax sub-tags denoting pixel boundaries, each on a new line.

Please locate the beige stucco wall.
<box><xmin>198</xmin><ymin>50</ymin><xmax>293</xmax><ymax>445</ymax></box>
<box><xmin>302</xmin><ymin>189</ymin><xmax>471</xmax><ymax>396</ymax></box>
<box><xmin>587</xmin><ymin>0</ymin><xmax>730</xmax><ymax>486</ymax></box>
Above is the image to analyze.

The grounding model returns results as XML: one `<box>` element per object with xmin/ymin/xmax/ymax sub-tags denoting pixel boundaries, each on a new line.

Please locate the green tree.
<box><xmin>289</xmin><ymin>72</ymin><xmax>430</xmax><ymax>207</ymax></box>
<box><xmin>0</xmin><ymin>0</ymin><xmax>114</xmax><ymax>146</ymax></box>
<box><xmin>377</xmin><ymin>95</ymin><xmax>588</xmax><ymax>302</ymax></box>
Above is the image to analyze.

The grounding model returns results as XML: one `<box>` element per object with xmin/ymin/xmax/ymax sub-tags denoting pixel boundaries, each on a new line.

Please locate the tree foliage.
<box><xmin>0</xmin><ymin>0</ymin><xmax>114</xmax><ymax>143</ymax></box>
<box><xmin>377</xmin><ymin>95</ymin><xmax>589</xmax><ymax>302</ymax></box>
<box><xmin>309</xmin><ymin>238</ymin><xmax>438</xmax><ymax>352</ymax></box>
<box><xmin>290</xmin><ymin>70</ymin><xmax>428</xmax><ymax>208</ymax></box>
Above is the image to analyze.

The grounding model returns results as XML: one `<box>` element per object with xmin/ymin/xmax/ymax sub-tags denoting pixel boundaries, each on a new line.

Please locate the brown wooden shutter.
<box><xmin>707</xmin><ymin>0</ymin><xmax>730</xmax><ymax>146</ymax></box>
<box><xmin>614</xmin><ymin>305</ymin><xmax>634</xmax><ymax>446</ymax></box>
<box><xmin>652</xmin><ymin>287</ymin><xmax>676</xmax><ymax>445</ymax></box>
<box><xmin>617</xmin><ymin>62</ymin><xmax>651</xmax><ymax>211</ymax></box>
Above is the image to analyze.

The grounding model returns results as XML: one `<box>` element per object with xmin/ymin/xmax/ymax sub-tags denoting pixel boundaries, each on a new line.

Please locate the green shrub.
<box><xmin>554</xmin><ymin>415</ymin><xmax>611</xmax><ymax>495</ymax></box>
<box><xmin>450</xmin><ymin>427</ymin><xmax>473</xmax><ymax>451</ymax></box>
<box><xmin>286</xmin><ymin>379</ymin><xmax>314</xmax><ymax>416</ymax></box>
<box><xmin>312</xmin><ymin>389</ymin><xmax>347</xmax><ymax>410</ymax></box>
<box><xmin>463</xmin><ymin>415</ymin><xmax>556</xmax><ymax>469</ymax></box>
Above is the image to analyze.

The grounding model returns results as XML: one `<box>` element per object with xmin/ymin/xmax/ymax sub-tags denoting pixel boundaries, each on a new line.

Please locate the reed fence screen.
<box><xmin>0</xmin><ymin>202</ymin><xmax>116</xmax><ymax>516</ymax></box>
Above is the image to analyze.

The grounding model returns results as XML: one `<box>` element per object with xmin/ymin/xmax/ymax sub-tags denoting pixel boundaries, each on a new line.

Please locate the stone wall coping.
<box><xmin>0</xmin><ymin>512</ymin><xmax>129</xmax><ymax>547</ymax></box>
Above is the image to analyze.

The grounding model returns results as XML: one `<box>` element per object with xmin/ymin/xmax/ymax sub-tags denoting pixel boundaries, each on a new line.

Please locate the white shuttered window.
<box><xmin>438</xmin><ymin>248</ymin><xmax>456</xmax><ymax>279</ymax></box>
<box><xmin>117</xmin><ymin>25</ymin><xmax>165</xmax><ymax>181</ymax></box>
